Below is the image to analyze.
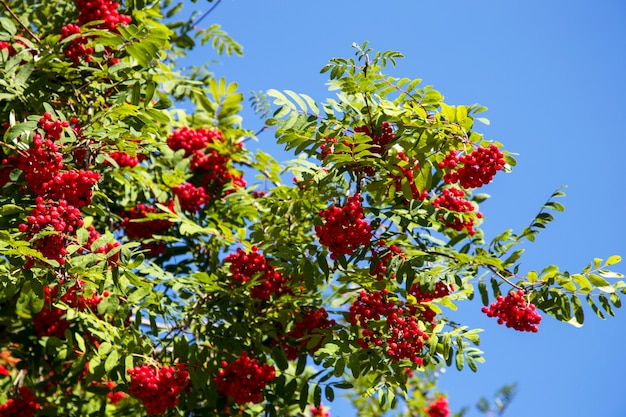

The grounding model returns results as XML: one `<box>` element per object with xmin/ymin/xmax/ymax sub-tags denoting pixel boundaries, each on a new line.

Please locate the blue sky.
<box><xmin>181</xmin><ymin>1</ymin><xmax>626</xmax><ymax>416</ymax></box>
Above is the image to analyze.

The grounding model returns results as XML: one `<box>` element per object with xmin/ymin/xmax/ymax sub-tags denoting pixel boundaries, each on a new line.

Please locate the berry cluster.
<box><xmin>167</xmin><ymin>127</ymin><xmax>246</xmax><ymax>207</ymax></box>
<box><xmin>408</xmin><ymin>282</ymin><xmax>453</xmax><ymax>324</ymax></box>
<box><xmin>127</xmin><ymin>364</ymin><xmax>189</xmax><ymax>415</ymax></box>
<box><xmin>0</xmin><ymin>387</ymin><xmax>40</xmax><ymax>417</ymax></box>
<box><xmin>118</xmin><ymin>202</ymin><xmax>175</xmax><ymax>256</ymax></box>
<box><xmin>315</xmin><ymin>194</ymin><xmax>372</xmax><ymax>260</ymax></box>
<box><xmin>6</xmin><ymin>113</ymin><xmax>101</xmax><ymax>267</ymax></box>
<box><xmin>282</xmin><ymin>307</ymin><xmax>336</xmax><ymax>360</ymax></box>
<box><xmin>172</xmin><ymin>182</ymin><xmax>209</xmax><ymax>213</ymax></box>
<box><xmin>60</xmin><ymin>24</ymin><xmax>93</xmax><ymax>64</ymax></box>
<box><xmin>389</xmin><ymin>151</ymin><xmax>429</xmax><ymax>201</ymax></box>
<box><xmin>225</xmin><ymin>246</ymin><xmax>289</xmax><ymax>300</ymax></box>
<box><xmin>18</xmin><ymin>198</ymin><xmax>84</xmax><ymax>268</ymax></box>
<box><xmin>84</xmin><ymin>225</ymin><xmax>121</xmax><ymax>264</ymax></box>
<box><xmin>0</xmin><ymin>40</ymin><xmax>16</xmax><ymax>57</ymax></box>
<box><xmin>167</xmin><ymin>127</ymin><xmax>222</xmax><ymax>157</ymax></box>
<box><xmin>482</xmin><ymin>290</ymin><xmax>542</xmax><ymax>332</ymax></box>
<box><xmin>103</xmin><ymin>381</ymin><xmax>125</xmax><ymax>404</ymax></box>
<box><xmin>33</xmin><ymin>281</ymin><xmax>102</xmax><ymax>338</ymax></box>
<box><xmin>439</xmin><ymin>145</ymin><xmax>505</xmax><ymax>189</ymax></box>
<box><xmin>349</xmin><ymin>289</ymin><xmax>428</xmax><ymax>364</ymax></box>
<box><xmin>59</xmin><ymin>0</ymin><xmax>131</xmax><ymax>65</ymax></box>
<box><xmin>214</xmin><ymin>352</ymin><xmax>275</xmax><ymax>405</ymax></box>
<box><xmin>433</xmin><ymin>187</ymin><xmax>480</xmax><ymax>235</ymax></box>
<box><xmin>354</xmin><ymin>121</ymin><xmax>395</xmax><ymax>153</ymax></box>
<box><xmin>108</xmin><ymin>151</ymin><xmax>142</xmax><ymax>168</ymax></box>
<box><xmin>5</xmin><ymin>133</ymin><xmax>64</xmax><ymax>196</ymax></box>
<box><xmin>310</xmin><ymin>403</ymin><xmax>330</xmax><ymax>417</ymax></box>
<box><xmin>75</xmin><ymin>0</ymin><xmax>132</xmax><ymax>32</ymax></box>
<box><xmin>43</xmin><ymin>169</ymin><xmax>100</xmax><ymax>207</ymax></box>
<box><xmin>371</xmin><ymin>243</ymin><xmax>404</xmax><ymax>281</ymax></box>
<box><xmin>425</xmin><ymin>396</ymin><xmax>450</xmax><ymax>417</ymax></box>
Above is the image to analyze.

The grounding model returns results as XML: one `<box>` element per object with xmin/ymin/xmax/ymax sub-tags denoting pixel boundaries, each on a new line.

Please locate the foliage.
<box><xmin>0</xmin><ymin>2</ymin><xmax>623</xmax><ymax>416</ymax></box>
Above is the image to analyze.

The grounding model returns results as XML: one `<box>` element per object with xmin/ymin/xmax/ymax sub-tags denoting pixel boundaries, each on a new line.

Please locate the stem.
<box><xmin>486</xmin><ymin>265</ymin><xmax>524</xmax><ymax>291</ymax></box>
<box><xmin>191</xmin><ymin>0</ymin><xmax>223</xmax><ymax>28</ymax></box>
<box><xmin>0</xmin><ymin>0</ymin><xmax>41</xmax><ymax>42</ymax></box>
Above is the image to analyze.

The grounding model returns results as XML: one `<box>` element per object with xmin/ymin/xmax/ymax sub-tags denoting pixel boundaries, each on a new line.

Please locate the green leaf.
<box><xmin>75</xmin><ymin>333</ymin><xmax>86</xmax><ymax>353</ymax></box>
<box><xmin>325</xmin><ymin>385</ymin><xmax>335</xmax><ymax>402</ymax></box>
<box><xmin>587</xmin><ymin>274</ymin><xmax>615</xmax><ymax>293</ymax></box>
<box><xmin>606</xmin><ymin>255</ymin><xmax>621</xmax><ymax>266</ymax></box>
<box><xmin>105</xmin><ymin>350</ymin><xmax>120</xmax><ymax>372</ymax></box>
<box><xmin>0</xmin><ymin>17</ymin><xmax>17</xmax><ymax>36</ymax></box>
<box><xmin>478</xmin><ymin>282</ymin><xmax>489</xmax><ymax>306</ymax></box>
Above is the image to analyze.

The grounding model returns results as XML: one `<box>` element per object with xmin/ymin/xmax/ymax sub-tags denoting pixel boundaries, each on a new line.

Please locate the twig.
<box><xmin>0</xmin><ymin>0</ymin><xmax>41</xmax><ymax>42</ymax></box>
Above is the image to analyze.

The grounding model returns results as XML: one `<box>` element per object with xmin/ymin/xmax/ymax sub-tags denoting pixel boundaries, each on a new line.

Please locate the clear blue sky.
<box><xmin>181</xmin><ymin>1</ymin><xmax>626</xmax><ymax>416</ymax></box>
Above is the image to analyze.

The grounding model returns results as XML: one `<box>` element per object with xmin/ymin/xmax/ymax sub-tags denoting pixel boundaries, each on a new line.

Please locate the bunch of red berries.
<box><xmin>5</xmin><ymin>133</ymin><xmax>64</xmax><ymax>196</ymax></box>
<box><xmin>310</xmin><ymin>403</ymin><xmax>330</xmax><ymax>417</ymax></box>
<box><xmin>482</xmin><ymin>290</ymin><xmax>542</xmax><ymax>332</ymax></box>
<box><xmin>167</xmin><ymin>127</ymin><xmax>222</xmax><ymax>156</ymax></box>
<box><xmin>172</xmin><ymin>182</ymin><xmax>210</xmax><ymax>213</ymax></box>
<box><xmin>439</xmin><ymin>145</ymin><xmax>505</xmax><ymax>189</ymax></box>
<box><xmin>93</xmin><ymin>380</ymin><xmax>126</xmax><ymax>405</ymax></box>
<box><xmin>84</xmin><ymin>225</ymin><xmax>121</xmax><ymax>264</ymax></box>
<box><xmin>60</xmin><ymin>24</ymin><xmax>93</xmax><ymax>64</ymax></box>
<box><xmin>408</xmin><ymin>282</ymin><xmax>453</xmax><ymax>324</ymax></box>
<box><xmin>371</xmin><ymin>244</ymin><xmax>404</xmax><ymax>281</ymax></box>
<box><xmin>118</xmin><ymin>202</ymin><xmax>175</xmax><ymax>256</ymax></box>
<box><xmin>282</xmin><ymin>307</ymin><xmax>336</xmax><ymax>360</ymax></box>
<box><xmin>433</xmin><ymin>187</ymin><xmax>480</xmax><ymax>235</ymax></box>
<box><xmin>354</xmin><ymin>121</ymin><xmax>395</xmax><ymax>153</ymax></box>
<box><xmin>18</xmin><ymin>198</ymin><xmax>84</xmax><ymax>268</ymax></box>
<box><xmin>75</xmin><ymin>0</ymin><xmax>132</xmax><ymax>32</ymax></box>
<box><xmin>214</xmin><ymin>352</ymin><xmax>275</xmax><ymax>404</ymax></box>
<box><xmin>108</xmin><ymin>151</ymin><xmax>142</xmax><ymax>168</ymax></box>
<box><xmin>167</xmin><ymin>127</ymin><xmax>246</xmax><ymax>201</ymax></box>
<box><xmin>0</xmin><ymin>41</ymin><xmax>16</xmax><ymax>57</ymax></box>
<box><xmin>33</xmin><ymin>281</ymin><xmax>102</xmax><ymax>338</ymax></box>
<box><xmin>425</xmin><ymin>395</ymin><xmax>450</xmax><ymax>417</ymax></box>
<box><xmin>349</xmin><ymin>289</ymin><xmax>429</xmax><ymax>364</ymax></box>
<box><xmin>389</xmin><ymin>151</ymin><xmax>429</xmax><ymax>201</ymax></box>
<box><xmin>315</xmin><ymin>194</ymin><xmax>372</xmax><ymax>260</ymax></box>
<box><xmin>225</xmin><ymin>246</ymin><xmax>289</xmax><ymax>300</ymax></box>
<box><xmin>43</xmin><ymin>169</ymin><xmax>100</xmax><ymax>207</ymax></box>
<box><xmin>127</xmin><ymin>364</ymin><xmax>189</xmax><ymax>415</ymax></box>
<box><xmin>0</xmin><ymin>387</ymin><xmax>40</xmax><ymax>417</ymax></box>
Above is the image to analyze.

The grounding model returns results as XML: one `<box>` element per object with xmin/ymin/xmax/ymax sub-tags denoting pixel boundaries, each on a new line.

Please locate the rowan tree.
<box><xmin>0</xmin><ymin>1</ymin><xmax>623</xmax><ymax>416</ymax></box>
